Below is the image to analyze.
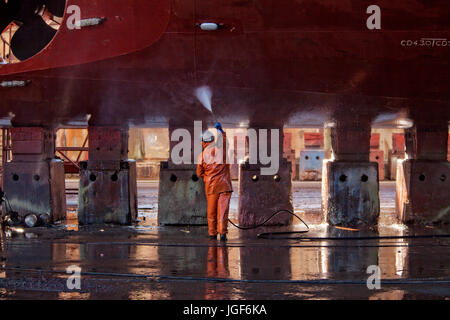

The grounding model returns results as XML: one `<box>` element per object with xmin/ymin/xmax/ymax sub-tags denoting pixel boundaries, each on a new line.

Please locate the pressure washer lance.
<box><xmin>228</xmin><ymin>209</ymin><xmax>311</xmax><ymax>239</ymax></box>
<box><xmin>227</xmin><ymin>209</ymin><xmax>450</xmax><ymax>241</ymax></box>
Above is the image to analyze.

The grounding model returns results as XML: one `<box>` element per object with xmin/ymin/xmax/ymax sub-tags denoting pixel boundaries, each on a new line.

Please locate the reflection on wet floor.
<box><xmin>0</xmin><ymin>181</ymin><xmax>449</xmax><ymax>299</ymax></box>
<box><xmin>64</xmin><ymin>209</ymin><xmax>78</xmax><ymax>231</ymax></box>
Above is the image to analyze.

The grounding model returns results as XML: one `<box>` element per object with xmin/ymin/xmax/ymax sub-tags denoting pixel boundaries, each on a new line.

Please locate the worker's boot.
<box><xmin>220</xmin><ymin>234</ymin><xmax>227</xmax><ymax>242</ymax></box>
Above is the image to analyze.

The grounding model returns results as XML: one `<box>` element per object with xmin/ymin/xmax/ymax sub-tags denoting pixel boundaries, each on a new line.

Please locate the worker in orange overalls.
<box><xmin>197</xmin><ymin>122</ymin><xmax>233</xmax><ymax>241</ymax></box>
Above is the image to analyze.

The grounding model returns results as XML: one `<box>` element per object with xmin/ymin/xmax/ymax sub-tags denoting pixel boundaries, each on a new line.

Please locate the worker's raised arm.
<box><xmin>196</xmin><ymin>153</ymin><xmax>205</xmax><ymax>178</ymax></box>
<box><xmin>214</xmin><ymin>122</ymin><xmax>227</xmax><ymax>164</ymax></box>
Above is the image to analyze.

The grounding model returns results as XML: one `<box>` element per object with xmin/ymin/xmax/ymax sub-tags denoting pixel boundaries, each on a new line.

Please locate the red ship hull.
<box><xmin>0</xmin><ymin>0</ymin><xmax>449</xmax><ymax>127</ymax></box>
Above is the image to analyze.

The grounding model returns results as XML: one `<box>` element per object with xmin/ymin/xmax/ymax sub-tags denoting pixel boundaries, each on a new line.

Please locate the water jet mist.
<box><xmin>195</xmin><ymin>86</ymin><xmax>213</xmax><ymax>113</ymax></box>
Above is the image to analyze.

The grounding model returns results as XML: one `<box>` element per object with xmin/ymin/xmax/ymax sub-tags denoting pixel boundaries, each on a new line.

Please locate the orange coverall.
<box><xmin>197</xmin><ymin>137</ymin><xmax>233</xmax><ymax>236</ymax></box>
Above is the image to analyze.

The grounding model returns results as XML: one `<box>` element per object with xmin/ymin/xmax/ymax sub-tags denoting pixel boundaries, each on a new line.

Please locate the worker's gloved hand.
<box><xmin>214</xmin><ymin>122</ymin><xmax>224</xmax><ymax>133</ymax></box>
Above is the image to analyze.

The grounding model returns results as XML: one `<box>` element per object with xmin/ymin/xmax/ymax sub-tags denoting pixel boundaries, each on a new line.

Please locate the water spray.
<box><xmin>194</xmin><ymin>85</ymin><xmax>224</xmax><ymax>146</ymax></box>
<box><xmin>195</xmin><ymin>85</ymin><xmax>213</xmax><ymax>114</ymax></box>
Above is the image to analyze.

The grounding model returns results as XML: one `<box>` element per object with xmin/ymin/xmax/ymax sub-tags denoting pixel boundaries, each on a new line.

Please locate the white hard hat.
<box><xmin>202</xmin><ymin>130</ymin><xmax>215</xmax><ymax>143</ymax></box>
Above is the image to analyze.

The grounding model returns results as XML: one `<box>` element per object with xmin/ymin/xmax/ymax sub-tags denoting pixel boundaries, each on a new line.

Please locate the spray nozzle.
<box><xmin>214</xmin><ymin>122</ymin><xmax>224</xmax><ymax>134</ymax></box>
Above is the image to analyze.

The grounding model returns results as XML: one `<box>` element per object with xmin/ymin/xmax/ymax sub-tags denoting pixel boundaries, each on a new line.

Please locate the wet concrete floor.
<box><xmin>0</xmin><ymin>181</ymin><xmax>449</xmax><ymax>299</ymax></box>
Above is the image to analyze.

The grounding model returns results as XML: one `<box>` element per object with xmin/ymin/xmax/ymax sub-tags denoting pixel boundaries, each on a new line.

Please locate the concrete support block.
<box><xmin>2</xmin><ymin>159</ymin><xmax>66</xmax><ymax>222</ymax></box>
<box><xmin>370</xmin><ymin>133</ymin><xmax>380</xmax><ymax>149</ymax></box>
<box><xmin>331</xmin><ymin>125</ymin><xmax>371</xmax><ymax>161</ymax></box>
<box><xmin>283</xmin><ymin>133</ymin><xmax>297</xmax><ymax>179</ymax></box>
<box><xmin>284</xmin><ymin>150</ymin><xmax>296</xmax><ymax>181</ymax></box>
<box><xmin>158</xmin><ymin>162</ymin><xmax>207</xmax><ymax>225</ymax></box>
<box><xmin>304</xmin><ymin>132</ymin><xmax>324</xmax><ymax>149</ymax></box>
<box><xmin>392</xmin><ymin>133</ymin><xmax>406</xmax><ymax>154</ymax></box>
<box><xmin>388</xmin><ymin>133</ymin><xmax>406</xmax><ymax>180</ymax></box>
<box><xmin>78</xmin><ymin>160</ymin><xmax>137</xmax><ymax>225</ymax></box>
<box><xmin>3</xmin><ymin>127</ymin><xmax>65</xmax><ymax>223</ymax></box>
<box><xmin>238</xmin><ymin>158</ymin><xmax>293</xmax><ymax>227</ymax></box>
<box><xmin>230</xmin><ymin>164</ymin><xmax>239</xmax><ymax>180</ymax></box>
<box><xmin>396</xmin><ymin>159</ymin><xmax>450</xmax><ymax>224</ymax></box>
<box><xmin>388</xmin><ymin>154</ymin><xmax>400</xmax><ymax>180</ymax></box>
<box><xmin>322</xmin><ymin>161</ymin><xmax>380</xmax><ymax>227</ymax></box>
<box><xmin>10</xmin><ymin>127</ymin><xmax>56</xmax><ymax>161</ymax></box>
<box><xmin>370</xmin><ymin>150</ymin><xmax>385</xmax><ymax>180</ymax></box>
<box><xmin>294</xmin><ymin>158</ymin><xmax>300</xmax><ymax>181</ymax></box>
<box><xmin>88</xmin><ymin>126</ymin><xmax>129</xmax><ymax>162</ymax></box>
<box><xmin>299</xmin><ymin>150</ymin><xmax>325</xmax><ymax>181</ymax></box>
<box><xmin>135</xmin><ymin>160</ymin><xmax>162</xmax><ymax>179</ymax></box>
<box><xmin>405</xmin><ymin>122</ymin><xmax>448</xmax><ymax>160</ymax></box>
